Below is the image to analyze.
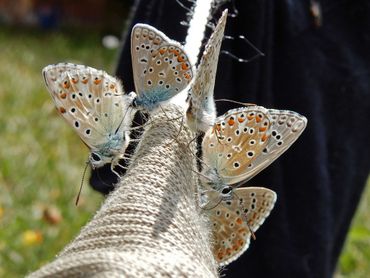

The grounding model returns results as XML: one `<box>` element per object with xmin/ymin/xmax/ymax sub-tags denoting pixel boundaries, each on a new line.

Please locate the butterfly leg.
<box><xmin>110</xmin><ymin>163</ymin><xmax>122</xmax><ymax>180</ymax></box>
<box><xmin>165</xmin><ymin>113</ymin><xmax>186</xmax><ymax>147</ymax></box>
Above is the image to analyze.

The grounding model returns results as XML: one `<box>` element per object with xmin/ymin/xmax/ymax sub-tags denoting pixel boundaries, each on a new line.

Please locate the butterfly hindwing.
<box><xmin>131</xmin><ymin>24</ymin><xmax>193</xmax><ymax>110</ymax></box>
<box><xmin>209</xmin><ymin>187</ymin><xmax>276</xmax><ymax>266</ymax></box>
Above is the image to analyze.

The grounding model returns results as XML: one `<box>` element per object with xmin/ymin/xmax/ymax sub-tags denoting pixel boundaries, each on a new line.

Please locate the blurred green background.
<box><xmin>0</xmin><ymin>1</ymin><xmax>369</xmax><ymax>277</ymax></box>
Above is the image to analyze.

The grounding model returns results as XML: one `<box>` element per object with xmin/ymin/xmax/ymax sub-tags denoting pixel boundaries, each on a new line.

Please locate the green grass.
<box><xmin>0</xmin><ymin>27</ymin><xmax>114</xmax><ymax>276</ymax></box>
<box><xmin>0</xmin><ymin>26</ymin><xmax>369</xmax><ymax>277</ymax></box>
<box><xmin>336</xmin><ymin>177</ymin><xmax>370</xmax><ymax>278</ymax></box>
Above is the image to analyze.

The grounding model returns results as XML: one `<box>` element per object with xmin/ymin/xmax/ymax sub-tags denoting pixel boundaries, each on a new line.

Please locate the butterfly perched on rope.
<box><xmin>186</xmin><ymin>9</ymin><xmax>228</xmax><ymax>133</ymax></box>
<box><xmin>42</xmin><ymin>63</ymin><xmax>136</xmax><ymax>175</ymax></box>
<box><xmin>200</xmin><ymin>105</ymin><xmax>307</xmax><ymax>265</ymax></box>
<box><xmin>130</xmin><ymin>24</ymin><xmax>194</xmax><ymax>112</ymax></box>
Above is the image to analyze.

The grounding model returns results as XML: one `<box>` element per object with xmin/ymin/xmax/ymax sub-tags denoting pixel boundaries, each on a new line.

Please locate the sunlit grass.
<box><xmin>337</xmin><ymin>177</ymin><xmax>370</xmax><ymax>278</ymax></box>
<box><xmin>0</xmin><ymin>26</ymin><xmax>115</xmax><ymax>276</ymax></box>
<box><xmin>0</xmin><ymin>26</ymin><xmax>368</xmax><ymax>277</ymax></box>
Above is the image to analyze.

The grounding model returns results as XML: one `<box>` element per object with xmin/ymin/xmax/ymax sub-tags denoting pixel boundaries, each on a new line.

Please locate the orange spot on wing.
<box><xmin>178</xmin><ymin>56</ymin><xmax>184</xmax><ymax>63</ymax></box>
<box><xmin>252</xmin><ymin>212</ymin><xmax>257</xmax><ymax>220</ymax></box>
<box><xmin>59</xmin><ymin>107</ymin><xmax>66</xmax><ymax>113</ymax></box>
<box><xmin>159</xmin><ymin>48</ymin><xmax>166</xmax><ymax>55</ymax></box>
<box><xmin>94</xmin><ymin>79</ymin><xmax>101</xmax><ymax>85</ymax></box>
<box><xmin>238</xmin><ymin>117</ymin><xmax>245</xmax><ymax>123</ymax></box>
<box><xmin>184</xmin><ymin>73</ymin><xmax>191</xmax><ymax>80</ymax></box>
<box><xmin>60</xmin><ymin>92</ymin><xmax>67</xmax><ymax>99</ymax></box>
<box><xmin>247</xmin><ymin>115</ymin><xmax>254</xmax><ymax>120</ymax></box>
<box><xmin>82</xmin><ymin>79</ymin><xmax>88</xmax><ymax>84</ymax></box>
<box><xmin>233</xmin><ymin>245</ymin><xmax>239</xmax><ymax>251</ymax></box>
<box><xmin>236</xmin><ymin>218</ymin><xmax>243</xmax><ymax>225</ymax></box>
<box><xmin>256</xmin><ymin>116</ymin><xmax>262</xmax><ymax>123</ymax></box>
<box><xmin>238</xmin><ymin>228</ymin><xmax>247</xmax><ymax>234</ymax></box>
<box><xmin>259</xmin><ymin>126</ymin><xmax>267</xmax><ymax>132</ymax></box>
<box><xmin>181</xmin><ymin>62</ymin><xmax>189</xmax><ymax>70</ymax></box>
<box><xmin>217</xmin><ymin>252</ymin><xmax>224</xmax><ymax>261</ymax></box>
<box><xmin>63</xmin><ymin>81</ymin><xmax>70</xmax><ymax>89</ymax></box>
<box><xmin>228</xmin><ymin>118</ymin><xmax>235</xmax><ymax>126</ymax></box>
<box><xmin>171</xmin><ymin>49</ymin><xmax>180</xmax><ymax>56</ymax></box>
<box><xmin>71</xmin><ymin>78</ymin><xmax>78</xmax><ymax>84</ymax></box>
<box><xmin>238</xmin><ymin>239</ymin><xmax>245</xmax><ymax>246</ymax></box>
<box><xmin>261</xmin><ymin>134</ymin><xmax>269</xmax><ymax>142</ymax></box>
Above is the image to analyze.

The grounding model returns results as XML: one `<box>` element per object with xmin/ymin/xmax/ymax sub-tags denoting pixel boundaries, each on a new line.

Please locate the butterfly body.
<box><xmin>131</xmin><ymin>24</ymin><xmax>194</xmax><ymax>112</ymax></box>
<box><xmin>186</xmin><ymin>9</ymin><xmax>228</xmax><ymax>132</ymax></box>
<box><xmin>43</xmin><ymin>63</ymin><xmax>136</xmax><ymax>170</ymax></box>
<box><xmin>89</xmin><ymin>131</ymin><xmax>129</xmax><ymax>168</ymax></box>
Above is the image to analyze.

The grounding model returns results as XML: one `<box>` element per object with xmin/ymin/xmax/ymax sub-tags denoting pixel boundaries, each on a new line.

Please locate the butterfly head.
<box><xmin>219</xmin><ymin>185</ymin><xmax>233</xmax><ymax>201</ymax></box>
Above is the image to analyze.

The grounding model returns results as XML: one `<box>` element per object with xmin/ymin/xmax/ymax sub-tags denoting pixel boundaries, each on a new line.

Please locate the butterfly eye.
<box><xmin>221</xmin><ymin>186</ymin><xmax>232</xmax><ymax>196</ymax></box>
<box><xmin>91</xmin><ymin>153</ymin><xmax>101</xmax><ymax>162</ymax></box>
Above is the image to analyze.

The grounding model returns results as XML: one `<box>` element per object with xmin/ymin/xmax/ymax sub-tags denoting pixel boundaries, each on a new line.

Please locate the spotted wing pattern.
<box><xmin>209</xmin><ymin>187</ymin><xmax>276</xmax><ymax>266</ymax></box>
<box><xmin>42</xmin><ymin>63</ymin><xmax>135</xmax><ymax>167</ymax></box>
<box><xmin>202</xmin><ymin>106</ymin><xmax>307</xmax><ymax>185</ymax></box>
<box><xmin>202</xmin><ymin>106</ymin><xmax>272</xmax><ymax>185</ymax></box>
<box><xmin>131</xmin><ymin>24</ymin><xmax>193</xmax><ymax>110</ymax></box>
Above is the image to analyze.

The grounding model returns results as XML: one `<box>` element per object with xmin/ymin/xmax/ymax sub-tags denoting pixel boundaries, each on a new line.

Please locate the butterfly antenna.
<box><xmin>76</xmin><ymin>161</ymin><xmax>89</xmax><ymax>206</ymax></box>
<box><xmin>215</xmin><ymin>98</ymin><xmax>256</xmax><ymax>106</ymax></box>
<box><xmin>233</xmin><ymin>190</ymin><xmax>256</xmax><ymax>240</ymax></box>
<box><xmin>222</xmin><ymin>35</ymin><xmax>264</xmax><ymax>63</ymax></box>
<box><xmin>190</xmin><ymin>167</ymin><xmax>213</xmax><ymax>182</ymax></box>
<box><xmin>114</xmin><ymin>103</ymin><xmax>132</xmax><ymax>134</ymax></box>
<box><xmin>158</xmin><ymin>104</ymin><xmax>184</xmax><ymax>146</ymax></box>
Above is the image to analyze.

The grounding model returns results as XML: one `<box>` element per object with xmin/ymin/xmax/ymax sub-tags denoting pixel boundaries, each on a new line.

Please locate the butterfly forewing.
<box><xmin>131</xmin><ymin>24</ymin><xmax>193</xmax><ymax>109</ymax></box>
<box><xmin>43</xmin><ymin>63</ymin><xmax>134</xmax><ymax>151</ymax></box>
<box><xmin>237</xmin><ymin>109</ymin><xmax>308</xmax><ymax>183</ymax></box>
<box><xmin>209</xmin><ymin>187</ymin><xmax>276</xmax><ymax>266</ymax></box>
<box><xmin>188</xmin><ymin>9</ymin><xmax>228</xmax><ymax>131</ymax></box>
<box><xmin>202</xmin><ymin>106</ymin><xmax>272</xmax><ymax>184</ymax></box>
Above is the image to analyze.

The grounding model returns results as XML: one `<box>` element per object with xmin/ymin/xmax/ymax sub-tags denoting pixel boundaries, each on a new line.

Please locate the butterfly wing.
<box><xmin>43</xmin><ymin>63</ymin><xmax>135</xmax><ymax>157</ymax></box>
<box><xmin>202</xmin><ymin>106</ymin><xmax>307</xmax><ymax>185</ymax></box>
<box><xmin>131</xmin><ymin>24</ymin><xmax>193</xmax><ymax>110</ymax></box>
<box><xmin>202</xmin><ymin>106</ymin><xmax>272</xmax><ymax>185</ymax></box>
<box><xmin>209</xmin><ymin>187</ymin><xmax>277</xmax><ymax>266</ymax></box>
<box><xmin>187</xmin><ymin>9</ymin><xmax>228</xmax><ymax>132</ymax></box>
<box><xmin>242</xmin><ymin>109</ymin><xmax>307</xmax><ymax>181</ymax></box>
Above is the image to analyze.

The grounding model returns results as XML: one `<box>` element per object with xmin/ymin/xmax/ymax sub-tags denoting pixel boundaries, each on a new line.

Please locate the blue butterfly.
<box><xmin>130</xmin><ymin>24</ymin><xmax>194</xmax><ymax>111</ymax></box>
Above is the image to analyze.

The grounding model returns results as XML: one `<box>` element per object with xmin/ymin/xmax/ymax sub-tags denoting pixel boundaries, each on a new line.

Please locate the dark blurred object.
<box><xmin>0</xmin><ymin>0</ymin><xmax>130</xmax><ymax>33</ymax></box>
<box><xmin>91</xmin><ymin>0</ymin><xmax>370</xmax><ymax>277</ymax></box>
<box><xmin>36</xmin><ymin>1</ymin><xmax>59</xmax><ymax>29</ymax></box>
<box><xmin>0</xmin><ymin>0</ymin><xmax>36</xmax><ymax>25</ymax></box>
